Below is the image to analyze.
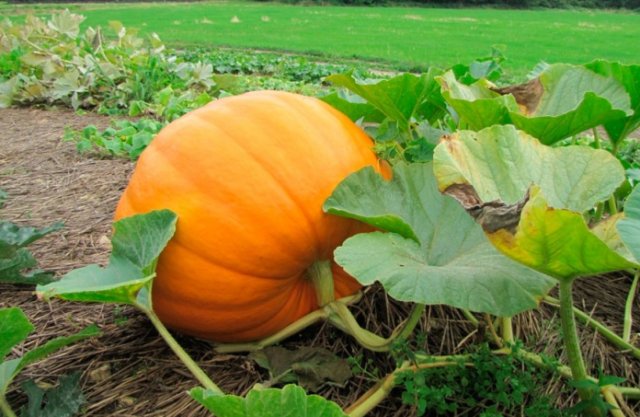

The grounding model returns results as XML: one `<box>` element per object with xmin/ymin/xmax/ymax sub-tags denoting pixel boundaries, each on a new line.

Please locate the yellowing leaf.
<box><xmin>47</xmin><ymin>9</ymin><xmax>85</xmax><ymax>39</ymax></box>
<box><xmin>434</xmin><ymin>125</ymin><xmax>625</xmax><ymax>213</ymax></box>
<box><xmin>20</xmin><ymin>51</ymin><xmax>52</xmax><ymax>67</ymax></box>
<box><xmin>485</xmin><ymin>186</ymin><xmax>637</xmax><ymax>282</ymax></box>
<box><xmin>590</xmin><ymin>213</ymin><xmax>634</xmax><ymax>261</ymax></box>
<box><xmin>108</xmin><ymin>20</ymin><xmax>124</xmax><ymax>37</ymax></box>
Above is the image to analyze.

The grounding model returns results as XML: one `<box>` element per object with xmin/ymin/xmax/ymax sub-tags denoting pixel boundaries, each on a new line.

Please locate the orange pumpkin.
<box><xmin>115</xmin><ymin>90</ymin><xmax>387</xmax><ymax>343</ymax></box>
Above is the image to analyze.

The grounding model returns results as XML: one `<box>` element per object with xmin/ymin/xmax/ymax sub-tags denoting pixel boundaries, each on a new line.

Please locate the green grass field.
<box><xmin>3</xmin><ymin>1</ymin><xmax>640</xmax><ymax>77</ymax></box>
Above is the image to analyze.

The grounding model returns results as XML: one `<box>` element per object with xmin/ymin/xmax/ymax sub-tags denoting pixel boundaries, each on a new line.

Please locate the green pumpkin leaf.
<box><xmin>319</xmin><ymin>91</ymin><xmax>384</xmax><ymax>124</ymax></box>
<box><xmin>36</xmin><ymin>210</ymin><xmax>177</xmax><ymax>306</ymax></box>
<box><xmin>505</xmin><ymin>64</ymin><xmax>631</xmax><ymax>144</ymax></box>
<box><xmin>325</xmin><ymin>162</ymin><xmax>555</xmax><ymax>317</ymax></box>
<box><xmin>0</xmin><ymin>249</ymin><xmax>58</xmax><ymax>285</ymax></box>
<box><xmin>0</xmin><ymin>221</ymin><xmax>63</xmax><ymax>285</ymax></box>
<box><xmin>481</xmin><ymin>186</ymin><xmax>638</xmax><ymax>282</ymax></box>
<box><xmin>324</xmin><ymin>166</ymin><xmax>419</xmax><ymax>243</ymax></box>
<box><xmin>0</xmin><ymin>316</ymin><xmax>100</xmax><ymax>395</ymax></box>
<box><xmin>189</xmin><ymin>385</ymin><xmax>347</xmax><ymax>417</ymax></box>
<box><xmin>617</xmin><ymin>185</ymin><xmax>640</xmax><ymax>263</ymax></box>
<box><xmin>438</xmin><ymin>71</ymin><xmax>518</xmax><ymax>131</ymax></box>
<box><xmin>585</xmin><ymin>60</ymin><xmax>640</xmax><ymax>144</ymax></box>
<box><xmin>433</xmin><ymin>125</ymin><xmax>636</xmax><ymax>281</ymax></box>
<box><xmin>0</xmin><ymin>308</ymin><xmax>33</xmax><ymax>361</ymax></box>
<box><xmin>325</xmin><ymin>69</ymin><xmax>446</xmax><ymax>128</ymax></box>
<box><xmin>590</xmin><ymin>214</ymin><xmax>634</xmax><ymax>261</ymax></box>
<box><xmin>0</xmin><ymin>359</ymin><xmax>20</xmax><ymax>397</ymax></box>
<box><xmin>441</xmin><ymin>64</ymin><xmax>631</xmax><ymax>144</ymax></box>
<box><xmin>20</xmin><ymin>372</ymin><xmax>86</xmax><ymax>417</ymax></box>
<box><xmin>433</xmin><ymin>125</ymin><xmax>625</xmax><ymax>213</ymax></box>
<box><xmin>0</xmin><ymin>221</ymin><xmax>64</xmax><ymax>258</ymax></box>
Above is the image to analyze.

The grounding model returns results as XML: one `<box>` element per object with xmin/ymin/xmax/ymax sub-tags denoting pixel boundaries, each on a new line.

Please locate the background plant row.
<box><xmin>5</xmin><ymin>0</ymin><xmax>640</xmax><ymax>11</ymax></box>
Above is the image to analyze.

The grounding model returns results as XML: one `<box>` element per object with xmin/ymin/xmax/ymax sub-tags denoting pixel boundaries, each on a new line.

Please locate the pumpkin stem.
<box><xmin>215</xmin><ymin>293</ymin><xmax>364</xmax><ymax>353</ymax></box>
<box><xmin>306</xmin><ymin>260</ymin><xmax>336</xmax><ymax>307</ymax></box>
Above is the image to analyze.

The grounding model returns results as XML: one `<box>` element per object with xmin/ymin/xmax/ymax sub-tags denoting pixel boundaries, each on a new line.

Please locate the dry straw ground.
<box><xmin>1</xmin><ymin>107</ymin><xmax>639</xmax><ymax>416</ymax></box>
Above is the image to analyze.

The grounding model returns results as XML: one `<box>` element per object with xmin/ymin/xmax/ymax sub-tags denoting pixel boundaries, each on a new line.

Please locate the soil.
<box><xmin>1</xmin><ymin>106</ymin><xmax>639</xmax><ymax>417</ymax></box>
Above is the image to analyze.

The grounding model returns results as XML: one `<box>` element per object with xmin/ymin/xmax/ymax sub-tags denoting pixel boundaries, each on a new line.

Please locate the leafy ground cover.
<box><xmin>2</xmin><ymin>7</ymin><xmax>640</xmax><ymax>417</ymax></box>
<box><xmin>2</xmin><ymin>2</ymin><xmax>640</xmax><ymax>77</ymax></box>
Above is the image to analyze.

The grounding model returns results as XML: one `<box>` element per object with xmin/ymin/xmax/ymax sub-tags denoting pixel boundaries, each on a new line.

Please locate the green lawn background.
<box><xmin>4</xmin><ymin>1</ymin><xmax>640</xmax><ymax>77</ymax></box>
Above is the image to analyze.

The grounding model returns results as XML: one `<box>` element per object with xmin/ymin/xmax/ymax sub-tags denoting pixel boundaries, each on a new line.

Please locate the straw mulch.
<box><xmin>0</xmin><ymin>106</ymin><xmax>639</xmax><ymax>416</ymax></box>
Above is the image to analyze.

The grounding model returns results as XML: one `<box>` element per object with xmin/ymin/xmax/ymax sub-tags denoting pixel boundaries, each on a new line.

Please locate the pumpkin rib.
<box><xmin>277</xmin><ymin>100</ymin><xmax>355</xmax><ymax>249</ymax></box>
<box><xmin>201</xmin><ymin>98</ymin><xmax>334</xmax><ymax>253</ymax></box>
<box><xmin>161</xmin><ymin>238</ymin><xmax>303</xmax><ymax>283</ymax></box>
<box><xmin>196</xmin><ymin>277</ymin><xmax>318</xmax><ymax>341</ymax></box>
<box><xmin>277</xmin><ymin>99</ymin><xmax>384</xmax><ymax>252</ymax></box>
<box><xmin>204</xmin><ymin>94</ymin><xmax>352</xmax><ymax>250</ymax></box>
<box><xmin>155</xmin><ymin>267</ymin><xmax>315</xmax><ymax>341</ymax></box>
<box><xmin>199</xmin><ymin>110</ymin><xmax>324</xmax><ymax>254</ymax></box>
<box><xmin>133</xmin><ymin>115</ymin><xmax>320</xmax><ymax>274</ymax></box>
<box><xmin>217</xmin><ymin>93</ymin><xmax>376</xmax><ymax>246</ymax></box>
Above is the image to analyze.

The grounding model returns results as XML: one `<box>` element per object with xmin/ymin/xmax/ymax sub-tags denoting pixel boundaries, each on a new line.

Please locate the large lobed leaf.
<box><xmin>318</xmin><ymin>91</ymin><xmax>384</xmax><ymax>125</ymax></box>
<box><xmin>484</xmin><ymin>186</ymin><xmax>638</xmax><ymax>282</ymax></box>
<box><xmin>190</xmin><ymin>385</ymin><xmax>347</xmax><ymax>417</ymax></box>
<box><xmin>325</xmin><ymin>69</ymin><xmax>446</xmax><ymax>129</ymax></box>
<box><xmin>433</xmin><ymin>125</ymin><xmax>625</xmax><ymax>213</ymax></box>
<box><xmin>20</xmin><ymin>372</ymin><xmax>86</xmax><ymax>417</ymax></box>
<box><xmin>0</xmin><ymin>307</ymin><xmax>100</xmax><ymax>396</ymax></box>
<box><xmin>37</xmin><ymin>210</ymin><xmax>177</xmax><ymax>306</ymax></box>
<box><xmin>0</xmin><ymin>221</ymin><xmax>63</xmax><ymax>285</ymax></box>
<box><xmin>438</xmin><ymin>71</ymin><xmax>518</xmax><ymax>130</ymax></box>
<box><xmin>0</xmin><ymin>222</ymin><xmax>64</xmax><ymax>255</ymax></box>
<box><xmin>433</xmin><ymin>125</ymin><xmax>637</xmax><ymax>282</ymax></box>
<box><xmin>439</xmin><ymin>64</ymin><xmax>632</xmax><ymax>145</ymax></box>
<box><xmin>585</xmin><ymin>60</ymin><xmax>640</xmax><ymax>144</ymax></box>
<box><xmin>324</xmin><ymin>162</ymin><xmax>555</xmax><ymax>317</ymax></box>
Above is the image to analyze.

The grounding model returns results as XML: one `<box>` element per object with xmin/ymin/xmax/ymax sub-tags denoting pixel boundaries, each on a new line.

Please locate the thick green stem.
<box><xmin>328</xmin><ymin>301</ymin><xmax>425</xmax><ymax>352</ymax></box>
<box><xmin>558</xmin><ymin>280</ymin><xmax>593</xmax><ymax>406</ymax></box>
<box><xmin>501</xmin><ymin>317</ymin><xmax>514</xmax><ymax>344</ymax></box>
<box><xmin>0</xmin><ymin>395</ymin><xmax>18</xmax><ymax>417</ymax></box>
<box><xmin>544</xmin><ymin>296</ymin><xmax>640</xmax><ymax>360</ymax></box>
<box><xmin>141</xmin><ymin>307</ymin><xmax>222</xmax><ymax>394</ymax></box>
<box><xmin>345</xmin><ymin>360</ymin><xmax>465</xmax><ymax>417</ymax></box>
<box><xmin>461</xmin><ymin>309</ymin><xmax>479</xmax><ymax>327</ymax></box>
<box><xmin>611</xmin><ymin>141</ymin><xmax>619</xmax><ymax>158</ymax></box>
<box><xmin>328</xmin><ymin>301</ymin><xmax>394</xmax><ymax>351</ymax></box>
<box><xmin>623</xmin><ymin>271</ymin><xmax>639</xmax><ymax>343</ymax></box>
<box><xmin>345</xmin><ymin>379</ymin><xmax>394</xmax><ymax>417</ymax></box>
<box><xmin>594</xmin><ymin>202</ymin><xmax>605</xmax><ymax>222</ymax></box>
<box><xmin>215</xmin><ymin>306</ymin><xmax>331</xmax><ymax>353</ymax></box>
<box><xmin>602</xmin><ymin>387</ymin><xmax>627</xmax><ymax>417</ymax></box>
<box><xmin>608</xmin><ymin>195</ymin><xmax>619</xmax><ymax>215</ymax></box>
<box><xmin>593</xmin><ymin>128</ymin><xmax>602</xmax><ymax>149</ymax></box>
<box><xmin>397</xmin><ymin>303</ymin><xmax>426</xmax><ymax>340</ymax></box>
<box><xmin>214</xmin><ymin>293</ymin><xmax>362</xmax><ymax>352</ymax></box>
<box><xmin>306</xmin><ymin>260</ymin><xmax>335</xmax><ymax>307</ymax></box>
